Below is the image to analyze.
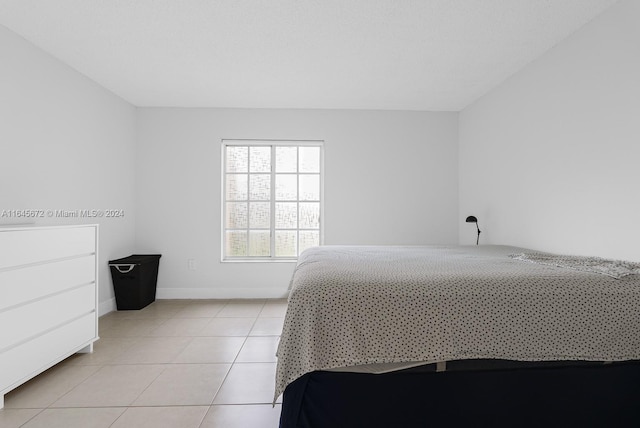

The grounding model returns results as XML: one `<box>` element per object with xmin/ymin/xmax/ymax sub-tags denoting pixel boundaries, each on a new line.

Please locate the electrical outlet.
<box><xmin>187</xmin><ymin>259</ymin><xmax>197</xmax><ymax>270</ymax></box>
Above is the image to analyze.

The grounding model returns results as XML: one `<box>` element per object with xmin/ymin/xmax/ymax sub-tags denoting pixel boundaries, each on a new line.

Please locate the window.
<box><xmin>222</xmin><ymin>140</ymin><xmax>323</xmax><ymax>260</ymax></box>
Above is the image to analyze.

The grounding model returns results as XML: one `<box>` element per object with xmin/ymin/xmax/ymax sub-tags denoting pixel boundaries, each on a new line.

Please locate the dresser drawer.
<box><xmin>0</xmin><ymin>255</ymin><xmax>96</xmax><ymax>311</ymax></box>
<box><xmin>0</xmin><ymin>312</ymin><xmax>96</xmax><ymax>395</ymax></box>
<box><xmin>0</xmin><ymin>284</ymin><xmax>96</xmax><ymax>351</ymax></box>
<box><xmin>0</xmin><ymin>227</ymin><xmax>96</xmax><ymax>269</ymax></box>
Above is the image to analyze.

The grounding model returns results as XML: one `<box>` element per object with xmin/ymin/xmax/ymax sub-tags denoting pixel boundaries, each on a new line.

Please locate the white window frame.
<box><xmin>221</xmin><ymin>139</ymin><xmax>324</xmax><ymax>262</ymax></box>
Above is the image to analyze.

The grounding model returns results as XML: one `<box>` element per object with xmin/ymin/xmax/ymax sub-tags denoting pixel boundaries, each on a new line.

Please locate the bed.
<box><xmin>275</xmin><ymin>245</ymin><xmax>640</xmax><ymax>427</ymax></box>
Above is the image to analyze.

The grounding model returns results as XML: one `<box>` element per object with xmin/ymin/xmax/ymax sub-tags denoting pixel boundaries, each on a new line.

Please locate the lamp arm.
<box><xmin>476</xmin><ymin>223</ymin><xmax>481</xmax><ymax>246</ymax></box>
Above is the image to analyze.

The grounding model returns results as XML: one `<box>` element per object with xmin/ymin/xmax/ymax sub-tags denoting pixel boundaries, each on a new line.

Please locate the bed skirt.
<box><xmin>279</xmin><ymin>361</ymin><xmax>640</xmax><ymax>428</ymax></box>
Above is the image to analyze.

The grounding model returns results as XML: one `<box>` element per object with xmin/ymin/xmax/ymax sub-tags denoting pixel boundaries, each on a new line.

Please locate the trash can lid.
<box><xmin>109</xmin><ymin>254</ymin><xmax>162</xmax><ymax>265</ymax></box>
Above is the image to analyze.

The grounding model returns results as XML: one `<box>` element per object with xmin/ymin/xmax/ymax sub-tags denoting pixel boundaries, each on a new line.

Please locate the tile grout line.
<box><xmin>6</xmin><ymin>299</ymin><xmax>282</xmax><ymax>427</ymax></box>
<box><xmin>208</xmin><ymin>300</ymin><xmax>266</xmax><ymax>406</ymax></box>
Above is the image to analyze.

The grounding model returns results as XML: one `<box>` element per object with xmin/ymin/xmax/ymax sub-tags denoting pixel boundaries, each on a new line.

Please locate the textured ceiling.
<box><xmin>0</xmin><ymin>0</ymin><xmax>619</xmax><ymax>110</ymax></box>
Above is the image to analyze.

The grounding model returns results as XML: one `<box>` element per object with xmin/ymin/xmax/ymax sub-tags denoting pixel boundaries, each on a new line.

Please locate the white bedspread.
<box><xmin>274</xmin><ymin>245</ymin><xmax>640</xmax><ymax>401</ymax></box>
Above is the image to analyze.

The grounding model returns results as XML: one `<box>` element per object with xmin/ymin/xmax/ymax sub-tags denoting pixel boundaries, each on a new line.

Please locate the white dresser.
<box><xmin>0</xmin><ymin>225</ymin><xmax>99</xmax><ymax>408</ymax></box>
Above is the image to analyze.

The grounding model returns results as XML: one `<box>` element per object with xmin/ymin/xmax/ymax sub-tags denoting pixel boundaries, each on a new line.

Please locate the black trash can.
<box><xmin>109</xmin><ymin>254</ymin><xmax>161</xmax><ymax>310</ymax></box>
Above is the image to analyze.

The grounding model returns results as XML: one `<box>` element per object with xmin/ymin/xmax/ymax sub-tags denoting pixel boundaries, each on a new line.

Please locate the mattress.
<box><xmin>274</xmin><ymin>245</ymin><xmax>640</xmax><ymax>401</ymax></box>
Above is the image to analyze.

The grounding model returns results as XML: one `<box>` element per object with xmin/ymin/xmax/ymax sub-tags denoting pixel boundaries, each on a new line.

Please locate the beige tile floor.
<box><xmin>1</xmin><ymin>299</ymin><xmax>287</xmax><ymax>428</ymax></box>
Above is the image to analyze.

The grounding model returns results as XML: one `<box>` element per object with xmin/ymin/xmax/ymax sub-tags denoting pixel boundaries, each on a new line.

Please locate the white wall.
<box><xmin>459</xmin><ymin>0</ymin><xmax>640</xmax><ymax>261</ymax></box>
<box><xmin>0</xmin><ymin>24</ymin><xmax>137</xmax><ymax>314</ymax></box>
<box><xmin>12</xmin><ymin>0</ymin><xmax>631</xmax><ymax>305</ymax></box>
<box><xmin>135</xmin><ymin>108</ymin><xmax>459</xmax><ymax>297</ymax></box>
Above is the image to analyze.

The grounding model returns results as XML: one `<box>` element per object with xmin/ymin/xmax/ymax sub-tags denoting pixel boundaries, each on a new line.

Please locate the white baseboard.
<box><xmin>155</xmin><ymin>287</ymin><xmax>290</xmax><ymax>300</ymax></box>
<box><xmin>98</xmin><ymin>298</ymin><xmax>117</xmax><ymax>317</ymax></box>
<box><xmin>98</xmin><ymin>289</ymin><xmax>289</xmax><ymax>315</ymax></box>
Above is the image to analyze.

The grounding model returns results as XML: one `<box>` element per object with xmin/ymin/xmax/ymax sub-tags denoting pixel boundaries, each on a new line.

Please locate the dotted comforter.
<box><xmin>274</xmin><ymin>245</ymin><xmax>640</xmax><ymax>401</ymax></box>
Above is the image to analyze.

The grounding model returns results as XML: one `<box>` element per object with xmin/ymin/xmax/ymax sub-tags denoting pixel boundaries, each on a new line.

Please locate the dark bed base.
<box><xmin>280</xmin><ymin>361</ymin><xmax>640</xmax><ymax>428</ymax></box>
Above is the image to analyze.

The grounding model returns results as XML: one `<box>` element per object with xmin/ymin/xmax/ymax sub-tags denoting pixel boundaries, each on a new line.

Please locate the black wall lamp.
<box><xmin>466</xmin><ymin>216</ymin><xmax>481</xmax><ymax>245</ymax></box>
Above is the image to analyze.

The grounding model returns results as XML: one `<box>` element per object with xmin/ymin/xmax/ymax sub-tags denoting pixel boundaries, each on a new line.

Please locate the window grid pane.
<box><xmin>299</xmin><ymin>147</ymin><xmax>320</xmax><ymax>173</ymax></box>
<box><xmin>275</xmin><ymin>230</ymin><xmax>297</xmax><ymax>257</ymax></box>
<box><xmin>249</xmin><ymin>230</ymin><xmax>271</xmax><ymax>256</ymax></box>
<box><xmin>226</xmin><ymin>230</ymin><xmax>248</xmax><ymax>257</ymax></box>
<box><xmin>226</xmin><ymin>202</ymin><xmax>248</xmax><ymax>229</ymax></box>
<box><xmin>249</xmin><ymin>202</ymin><xmax>270</xmax><ymax>229</ymax></box>
<box><xmin>223</xmin><ymin>141</ymin><xmax>321</xmax><ymax>260</ymax></box>
<box><xmin>225</xmin><ymin>174</ymin><xmax>248</xmax><ymax>201</ymax></box>
<box><xmin>250</xmin><ymin>174</ymin><xmax>271</xmax><ymax>200</ymax></box>
<box><xmin>226</xmin><ymin>146</ymin><xmax>248</xmax><ymax>173</ymax></box>
<box><xmin>299</xmin><ymin>174</ymin><xmax>320</xmax><ymax>201</ymax></box>
<box><xmin>275</xmin><ymin>146</ymin><xmax>297</xmax><ymax>173</ymax></box>
<box><xmin>250</xmin><ymin>146</ymin><xmax>271</xmax><ymax>172</ymax></box>
<box><xmin>275</xmin><ymin>175</ymin><xmax>298</xmax><ymax>201</ymax></box>
<box><xmin>299</xmin><ymin>202</ymin><xmax>320</xmax><ymax>229</ymax></box>
<box><xmin>275</xmin><ymin>202</ymin><xmax>297</xmax><ymax>229</ymax></box>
